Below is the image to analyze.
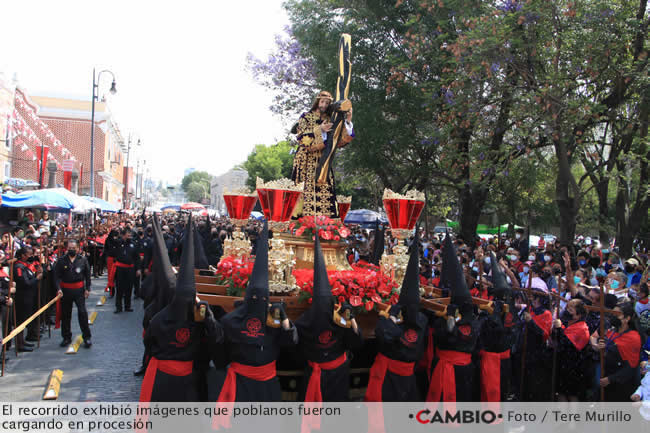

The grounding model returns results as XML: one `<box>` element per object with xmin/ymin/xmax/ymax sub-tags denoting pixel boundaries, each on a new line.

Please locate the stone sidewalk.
<box><xmin>0</xmin><ymin>276</ymin><xmax>144</xmax><ymax>401</ymax></box>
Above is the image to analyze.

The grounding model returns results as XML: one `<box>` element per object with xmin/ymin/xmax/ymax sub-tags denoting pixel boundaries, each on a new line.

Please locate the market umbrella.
<box><xmin>1</xmin><ymin>189</ymin><xmax>73</xmax><ymax>210</ymax></box>
<box><xmin>84</xmin><ymin>196</ymin><xmax>119</xmax><ymax>213</ymax></box>
<box><xmin>180</xmin><ymin>202</ymin><xmax>206</xmax><ymax>211</ymax></box>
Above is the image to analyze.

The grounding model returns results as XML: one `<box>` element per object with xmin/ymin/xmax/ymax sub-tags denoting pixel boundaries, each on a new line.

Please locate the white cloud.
<box><xmin>0</xmin><ymin>0</ymin><xmax>289</xmax><ymax>184</ymax></box>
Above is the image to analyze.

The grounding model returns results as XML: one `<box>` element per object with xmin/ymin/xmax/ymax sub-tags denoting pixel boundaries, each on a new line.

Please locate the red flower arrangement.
<box><xmin>294</xmin><ymin>262</ymin><xmax>400</xmax><ymax>313</ymax></box>
<box><xmin>215</xmin><ymin>257</ymin><xmax>400</xmax><ymax>313</ymax></box>
<box><xmin>288</xmin><ymin>215</ymin><xmax>351</xmax><ymax>241</ymax></box>
<box><xmin>216</xmin><ymin>255</ymin><xmax>255</xmax><ymax>296</ymax></box>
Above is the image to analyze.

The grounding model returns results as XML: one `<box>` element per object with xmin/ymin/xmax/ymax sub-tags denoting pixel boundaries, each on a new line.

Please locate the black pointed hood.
<box><xmin>442</xmin><ymin>234</ymin><xmax>471</xmax><ymax>306</ymax></box>
<box><xmin>245</xmin><ymin>220</ymin><xmax>269</xmax><ymax>307</ymax></box>
<box><xmin>371</xmin><ymin>226</ymin><xmax>385</xmax><ymax>265</ymax></box>
<box><xmin>399</xmin><ymin>240</ymin><xmax>420</xmax><ymax>305</ymax></box>
<box><xmin>295</xmin><ymin>233</ymin><xmax>334</xmax><ymax>338</ymax></box>
<box><xmin>221</xmin><ymin>221</ymin><xmax>269</xmax><ymax>343</ymax></box>
<box><xmin>168</xmin><ymin>215</ymin><xmax>196</xmax><ymax>321</ymax></box>
<box><xmin>193</xmin><ymin>226</ymin><xmax>209</xmax><ymax>270</ymax></box>
<box><xmin>399</xmin><ymin>240</ymin><xmax>422</xmax><ymax>327</ymax></box>
<box><xmin>150</xmin><ymin>214</ymin><xmax>176</xmax><ymax>311</ymax></box>
<box><xmin>490</xmin><ymin>251</ymin><xmax>511</xmax><ymax>301</ymax></box>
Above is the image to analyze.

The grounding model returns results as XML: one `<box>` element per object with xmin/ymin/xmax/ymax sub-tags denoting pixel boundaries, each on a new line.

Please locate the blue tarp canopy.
<box><xmin>161</xmin><ymin>204</ymin><xmax>181</xmax><ymax>211</ymax></box>
<box><xmin>84</xmin><ymin>196</ymin><xmax>118</xmax><ymax>213</ymax></box>
<box><xmin>1</xmin><ymin>189</ymin><xmax>74</xmax><ymax>210</ymax></box>
<box><xmin>344</xmin><ymin>209</ymin><xmax>388</xmax><ymax>226</ymax></box>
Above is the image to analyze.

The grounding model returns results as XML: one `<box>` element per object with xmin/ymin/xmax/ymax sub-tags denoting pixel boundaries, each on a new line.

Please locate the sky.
<box><xmin>0</xmin><ymin>0</ymin><xmax>290</xmax><ymax>185</ymax></box>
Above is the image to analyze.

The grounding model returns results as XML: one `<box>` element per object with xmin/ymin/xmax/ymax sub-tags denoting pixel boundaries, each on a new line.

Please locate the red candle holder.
<box><xmin>255</xmin><ymin>177</ymin><xmax>304</xmax><ymax>232</ymax></box>
<box><xmin>336</xmin><ymin>195</ymin><xmax>351</xmax><ymax>222</ymax></box>
<box><xmin>382</xmin><ymin>189</ymin><xmax>425</xmax><ymax>239</ymax></box>
<box><xmin>223</xmin><ymin>190</ymin><xmax>257</xmax><ymax>227</ymax></box>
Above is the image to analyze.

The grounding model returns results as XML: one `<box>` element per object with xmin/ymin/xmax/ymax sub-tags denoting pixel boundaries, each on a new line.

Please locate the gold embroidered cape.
<box><xmin>290</xmin><ymin>111</ymin><xmax>353</xmax><ymax>217</ymax></box>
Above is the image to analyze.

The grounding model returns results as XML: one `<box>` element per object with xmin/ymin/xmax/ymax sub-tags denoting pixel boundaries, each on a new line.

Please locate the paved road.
<box><xmin>0</xmin><ymin>276</ymin><xmax>145</xmax><ymax>401</ymax></box>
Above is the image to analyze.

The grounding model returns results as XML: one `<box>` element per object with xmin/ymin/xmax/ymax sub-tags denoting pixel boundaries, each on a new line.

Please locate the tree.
<box><xmin>181</xmin><ymin>171</ymin><xmax>211</xmax><ymax>203</ymax></box>
<box><xmin>482</xmin><ymin>0</ymin><xmax>649</xmax><ymax>245</ymax></box>
<box><xmin>242</xmin><ymin>141</ymin><xmax>294</xmax><ymax>189</ymax></box>
<box><xmin>186</xmin><ymin>181</ymin><xmax>209</xmax><ymax>203</ymax></box>
<box><xmin>279</xmin><ymin>0</ymin><xmax>539</xmax><ymax>242</ymax></box>
<box><xmin>250</xmin><ymin>0</ymin><xmax>648</xmax><ymax>247</ymax></box>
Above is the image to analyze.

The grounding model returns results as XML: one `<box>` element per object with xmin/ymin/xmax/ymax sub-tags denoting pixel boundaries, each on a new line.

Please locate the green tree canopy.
<box><xmin>181</xmin><ymin>171</ymin><xmax>211</xmax><ymax>202</ymax></box>
<box><xmin>242</xmin><ymin>141</ymin><xmax>294</xmax><ymax>189</ymax></box>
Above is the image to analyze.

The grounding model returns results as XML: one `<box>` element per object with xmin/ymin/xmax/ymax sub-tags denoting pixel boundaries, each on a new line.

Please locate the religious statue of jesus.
<box><xmin>291</xmin><ymin>34</ymin><xmax>355</xmax><ymax>218</ymax></box>
<box><xmin>291</xmin><ymin>91</ymin><xmax>354</xmax><ymax>218</ymax></box>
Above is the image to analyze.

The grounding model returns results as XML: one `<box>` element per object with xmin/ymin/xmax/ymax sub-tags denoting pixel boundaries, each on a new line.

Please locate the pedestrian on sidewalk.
<box><xmin>55</xmin><ymin>240</ymin><xmax>92</xmax><ymax>348</ymax></box>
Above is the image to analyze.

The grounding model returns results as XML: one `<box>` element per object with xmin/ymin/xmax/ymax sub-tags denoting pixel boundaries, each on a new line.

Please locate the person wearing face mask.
<box><xmin>590</xmin><ymin>303</ymin><xmax>643</xmax><ymax>401</ymax></box>
<box><xmin>519</xmin><ymin>289</ymin><xmax>553</xmax><ymax>401</ymax></box>
<box><xmin>509</xmin><ymin>249</ymin><xmax>524</xmax><ymax>274</ymax></box>
<box><xmin>624</xmin><ymin>258</ymin><xmax>642</xmax><ymax>289</ymax></box>
<box><xmin>542</xmin><ymin>266</ymin><xmax>558</xmax><ymax>292</ymax></box>
<box><xmin>635</xmin><ymin>283</ymin><xmax>650</xmax><ymax>317</ymax></box>
<box><xmin>552</xmin><ymin>299</ymin><xmax>590</xmax><ymax>401</ymax></box>
<box><xmin>512</xmin><ymin>228</ymin><xmax>529</xmax><ymax>262</ymax></box>
<box><xmin>54</xmin><ymin>240</ymin><xmax>92</xmax><ymax>348</ymax></box>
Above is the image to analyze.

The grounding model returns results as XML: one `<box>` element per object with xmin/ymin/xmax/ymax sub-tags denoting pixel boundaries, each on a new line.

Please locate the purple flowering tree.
<box><xmin>246</xmin><ymin>26</ymin><xmax>318</xmax><ymax>123</ymax></box>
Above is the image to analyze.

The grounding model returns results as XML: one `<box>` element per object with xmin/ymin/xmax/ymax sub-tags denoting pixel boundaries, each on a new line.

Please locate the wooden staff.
<box><xmin>2</xmin><ymin>235</ymin><xmax>16</xmax><ymax>375</ymax></box>
<box><xmin>599</xmin><ymin>279</ymin><xmax>605</xmax><ymax>402</ymax></box>
<box><xmin>1</xmin><ymin>293</ymin><xmax>62</xmax><ymax>346</ymax></box>
<box><xmin>550</xmin><ymin>276</ymin><xmax>562</xmax><ymax>401</ymax></box>
<box><xmin>519</xmin><ymin>264</ymin><xmax>533</xmax><ymax>400</ymax></box>
<box><xmin>44</xmin><ymin>245</ymin><xmax>51</xmax><ymax>339</ymax></box>
<box><xmin>36</xmin><ymin>249</ymin><xmax>45</xmax><ymax>348</ymax></box>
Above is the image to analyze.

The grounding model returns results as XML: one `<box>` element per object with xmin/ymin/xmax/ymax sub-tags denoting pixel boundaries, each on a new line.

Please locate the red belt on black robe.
<box><xmin>301</xmin><ymin>353</ymin><xmax>347</xmax><ymax>433</ymax></box>
<box><xmin>136</xmin><ymin>357</ymin><xmax>192</xmax><ymax>433</ymax></box>
<box><xmin>364</xmin><ymin>353</ymin><xmax>415</xmax><ymax>433</ymax></box>
<box><xmin>139</xmin><ymin>357</ymin><xmax>193</xmax><ymax>402</ymax></box>
<box><xmin>212</xmin><ymin>360</ymin><xmax>277</xmax><ymax>429</ymax></box>
<box><xmin>426</xmin><ymin>349</ymin><xmax>472</xmax><ymax>402</ymax></box>
<box><xmin>479</xmin><ymin>349</ymin><xmax>510</xmax><ymax>402</ymax></box>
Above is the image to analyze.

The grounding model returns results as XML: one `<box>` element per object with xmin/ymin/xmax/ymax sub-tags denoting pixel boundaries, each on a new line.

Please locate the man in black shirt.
<box><xmin>55</xmin><ymin>240</ymin><xmax>92</xmax><ymax>348</ymax></box>
<box><xmin>114</xmin><ymin>229</ymin><xmax>141</xmax><ymax>313</ymax></box>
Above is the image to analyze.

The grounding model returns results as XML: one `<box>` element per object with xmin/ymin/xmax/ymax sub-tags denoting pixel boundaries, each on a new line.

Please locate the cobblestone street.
<box><xmin>0</xmin><ymin>276</ymin><xmax>145</xmax><ymax>402</ymax></box>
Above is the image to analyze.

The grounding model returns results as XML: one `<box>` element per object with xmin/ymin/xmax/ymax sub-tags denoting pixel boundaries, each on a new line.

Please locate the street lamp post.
<box><xmin>90</xmin><ymin>68</ymin><xmax>116</xmax><ymax>198</ymax></box>
<box><xmin>123</xmin><ymin>137</ymin><xmax>140</xmax><ymax>209</ymax></box>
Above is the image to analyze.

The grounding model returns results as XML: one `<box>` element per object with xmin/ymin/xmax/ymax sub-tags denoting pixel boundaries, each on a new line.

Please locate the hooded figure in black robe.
<box><xmin>139</xmin><ymin>216</ymin><xmax>223</xmax><ymax>402</ymax></box>
<box><xmin>370</xmin><ymin>225</ymin><xmax>385</xmax><ymax>266</ymax></box>
<box><xmin>295</xmin><ymin>235</ymin><xmax>363</xmax><ymax>402</ymax></box>
<box><xmin>213</xmin><ymin>221</ymin><xmax>298</xmax><ymax>429</ymax></box>
<box><xmin>517</xmin><ymin>285</ymin><xmax>553</xmax><ymax>402</ymax></box>
<box><xmin>477</xmin><ymin>252</ymin><xmax>515</xmax><ymax>402</ymax></box>
<box><xmin>426</xmin><ymin>234</ymin><xmax>477</xmax><ymax>402</ymax></box>
<box><xmin>365</xmin><ymin>239</ymin><xmax>428</xmax><ymax>402</ymax></box>
<box><xmin>193</xmin><ymin>226</ymin><xmax>210</xmax><ymax>271</ymax></box>
<box><xmin>135</xmin><ymin>215</ymin><xmax>177</xmax><ymax>377</ymax></box>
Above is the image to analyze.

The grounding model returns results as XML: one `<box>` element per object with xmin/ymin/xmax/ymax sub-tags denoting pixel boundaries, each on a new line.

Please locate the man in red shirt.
<box><xmin>508</xmin><ymin>249</ymin><xmax>524</xmax><ymax>274</ymax></box>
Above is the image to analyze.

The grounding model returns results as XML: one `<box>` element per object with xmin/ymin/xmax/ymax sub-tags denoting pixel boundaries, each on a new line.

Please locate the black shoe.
<box><xmin>83</xmin><ymin>339</ymin><xmax>92</xmax><ymax>348</ymax></box>
<box><xmin>60</xmin><ymin>339</ymin><xmax>71</xmax><ymax>347</ymax></box>
<box><xmin>133</xmin><ymin>366</ymin><xmax>146</xmax><ymax>376</ymax></box>
<box><xmin>125</xmin><ymin>308</ymin><xmax>133</xmax><ymax>312</ymax></box>
<box><xmin>114</xmin><ymin>309</ymin><xmax>122</xmax><ymax>314</ymax></box>
<box><xmin>25</xmin><ymin>337</ymin><xmax>38</xmax><ymax>342</ymax></box>
<box><xmin>23</xmin><ymin>341</ymin><xmax>35</xmax><ymax>347</ymax></box>
<box><xmin>17</xmin><ymin>346</ymin><xmax>33</xmax><ymax>352</ymax></box>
